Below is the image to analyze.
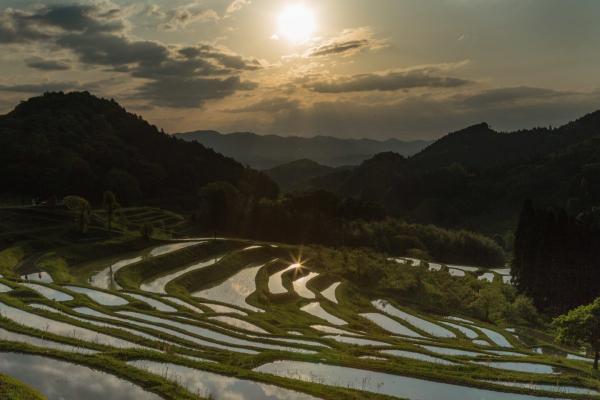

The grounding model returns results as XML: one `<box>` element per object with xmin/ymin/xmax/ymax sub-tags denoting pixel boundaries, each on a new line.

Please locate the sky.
<box><xmin>1</xmin><ymin>0</ymin><xmax>600</xmax><ymax>140</ymax></box>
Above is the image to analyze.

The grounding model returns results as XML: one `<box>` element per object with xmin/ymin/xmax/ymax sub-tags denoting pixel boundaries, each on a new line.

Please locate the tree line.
<box><xmin>513</xmin><ymin>199</ymin><xmax>600</xmax><ymax>315</ymax></box>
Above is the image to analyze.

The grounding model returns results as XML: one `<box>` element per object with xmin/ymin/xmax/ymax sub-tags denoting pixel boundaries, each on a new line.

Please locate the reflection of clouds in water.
<box><xmin>0</xmin><ymin>352</ymin><xmax>160</xmax><ymax>400</ymax></box>
<box><xmin>194</xmin><ymin>264</ymin><xmax>265</xmax><ymax>312</ymax></box>
<box><xmin>130</xmin><ymin>361</ymin><xmax>319</xmax><ymax>400</ymax></box>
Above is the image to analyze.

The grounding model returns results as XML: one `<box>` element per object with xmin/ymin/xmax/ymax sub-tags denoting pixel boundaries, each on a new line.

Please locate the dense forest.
<box><xmin>513</xmin><ymin>200</ymin><xmax>600</xmax><ymax>314</ymax></box>
<box><xmin>306</xmin><ymin>112</ymin><xmax>600</xmax><ymax>235</ymax></box>
<box><xmin>0</xmin><ymin>92</ymin><xmax>277</xmax><ymax>204</ymax></box>
<box><xmin>194</xmin><ymin>185</ymin><xmax>505</xmax><ymax>266</ymax></box>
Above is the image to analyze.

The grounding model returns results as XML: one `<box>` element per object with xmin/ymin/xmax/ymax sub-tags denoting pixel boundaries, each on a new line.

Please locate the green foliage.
<box><xmin>513</xmin><ymin>200</ymin><xmax>600</xmax><ymax>314</ymax></box>
<box><xmin>0</xmin><ymin>92</ymin><xmax>276</xmax><ymax>204</ymax></box>
<box><xmin>305</xmin><ymin>245</ymin><xmax>533</xmax><ymax>326</ymax></box>
<box><xmin>553</xmin><ymin>297</ymin><xmax>600</xmax><ymax>369</ymax></box>
<box><xmin>102</xmin><ymin>190</ymin><xmax>120</xmax><ymax>233</ymax></box>
<box><xmin>63</xmin><ymin>195</ymin><xmax>90</xmax><ymax>233</ymax></box>
<box><xmin>139</xmin><ymin>223</ymin><xmax>154</xmax><ymax>240</ymax></box>
<box><xmin>0</xmin><ymin>374</ymin><xmax>46</xmax><ymax>400</ymax></box>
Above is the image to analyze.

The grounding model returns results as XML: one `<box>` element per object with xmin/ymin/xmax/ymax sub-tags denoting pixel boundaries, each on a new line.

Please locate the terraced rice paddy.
<box><xmin>0</xmin><ymin>239</ymin><xmax>598</xmax><ymax>400</ymax></box>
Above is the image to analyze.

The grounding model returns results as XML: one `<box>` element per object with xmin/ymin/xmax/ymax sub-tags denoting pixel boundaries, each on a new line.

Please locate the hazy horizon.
<box><xmin>2</xmin><ymin>0</ymin><xmax>600</xmax><ymax>140</ymax></box>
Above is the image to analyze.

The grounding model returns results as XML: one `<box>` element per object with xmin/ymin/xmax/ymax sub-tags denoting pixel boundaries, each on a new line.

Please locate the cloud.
<box><xmin>226</xmin><ymin>0</ymin><xmax>251</xmax><ymax>14</ymax></box>
<box><xmin>458</xmin><ymin>86</ymin><xmax>569</xmax><ymax>107</ymax></box>
<box><xmin>0</xmin><ymin>4</ymin><xmax>123</xmax><ymax>43</ymax></box>
<box><xmin>0</xmin><ymin>4</ymin><xmax>259</xmax><ymax>108</ymax></box>
<box><xmin>225</xmin><ymin>97</ymin><xmax>300</xmax><ymax>113</ymax></box>
<box><xmin>305</xmin><ymin>27</ymin><xmax>386</xmax><ymax>58</ymax></box>
<box><xmin>307</xmin><ymin>68</ymin><xmax>471</xmax><ymax>93</ymax></box>
<box><xmin>256</xmin><ymin>87</ymin><xmax>600</xmax><ymax>139</ymax></box>
<box><xmin>135</xmin><ymin>76</ymin><xmax>256</xmax><ymax>108</ymax></box>
<box><xmin>0</xmin><ymin>81</ymin><xmax>80</xmax><ymax>93</ymax></box>
<box><xmin>144</xmin><ymin>3</ymin><xmax>218</xmax><ymax>31</ymax></box>
<box><xmin>26</xmin><ymin>57</ymin><xmax>70</xmax><ymax>71</ymax></box>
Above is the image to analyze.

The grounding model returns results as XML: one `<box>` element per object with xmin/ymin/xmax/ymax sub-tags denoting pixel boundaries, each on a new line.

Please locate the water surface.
<box><xmin>0</xmin><ymin>302</ymin><xmax>139</xmax><ymax>349</ymax></box>
<box><xmin>0</xmin><ymin>352</ymin><xmax>162</xmax><ymax>400</ymax></box>
<box><xmin>360</xmin><ymin>313</ymin><xmax>422</xmax><ymax>337</ymax></box>
<box><xmin>130</xmin><ymin>360</ymin><xmax>320</xmax><ymax>400</ymax></box>
<box><xmin>63</xmin><ymin>285</ymin><xmax>128</xmax><ymax>306</ymax></box>
<box><xmin>372</xmin><ymin>300</ymin><xmax>455</xmax><ymax>338</ymax></box>
<box><xmin>126</xmin><ymin>293</ymin><xmax>177</xmax><ymax>312</ymax></box>
<box><xmin>254</xmin><ymin>361</ymin><xmax>556</xmax><ymax>400</ymax></box>
<box><xmin>22</xmin><ymin>283</ymin><xmax>73</xmax><ymax>302</ymax></box>
<box><xmin>292</xmin><ymin>272</ymin><xmax>318</xmax><ymax>299</ymax></box>
<box><xmin>320</xmin><ymin>282</ymin><xmax>340</xmax><ymax>303</ymax></box>
<box><xmin>140</xmin><ymin>257</ymin><xmax>220</xmax><ymax>294</ymax></box>
<box><xmin>301</xmin><ymin>302</ymin><xmax>346</xmax><ymax>326</ymax></box>
<box><xmin>192</xmin><ymin>263</ymin><xmax>265</xmax><ymax>313</ymax></box>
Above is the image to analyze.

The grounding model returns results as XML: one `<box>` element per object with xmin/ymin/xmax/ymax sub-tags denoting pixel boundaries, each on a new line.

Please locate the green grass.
<box><xmin>0</xmin><ymin>374</ymin><xmax>46</xmax><ymax>400</ymax></box>
<box><xmin>0</xmin><ymin>206</ymin><xmax>599</xmax><ymax>400</ymax></box>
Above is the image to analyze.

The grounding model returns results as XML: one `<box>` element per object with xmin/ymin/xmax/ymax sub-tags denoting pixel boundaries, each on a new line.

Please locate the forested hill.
<box><xmin>0</xmin><ymin>92</ymin><xmax>277</xmax><ymax>204</ymax></box>
<box><xmin>175</xmin><ymin>130</ymin><xmax>432</xmax><ymax>169</ymax></box>
<box><xmin>307</xmin><ymin>110</ymin><xmax>600</xmax><ymax>235</ymax></box>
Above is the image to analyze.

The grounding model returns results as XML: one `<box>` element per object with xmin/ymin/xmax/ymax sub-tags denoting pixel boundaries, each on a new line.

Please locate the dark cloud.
<box><xmin>306</xmin><ymin>39</ymin><xmax>369</xmax><ymax>57</ymax></box>
<box><xmin>136</xmin><ymin>76</ymin><xmax>256</xmax><ymax>108</ymax></box>
<box><xmin>249</xmin><ymin>87</ymin><xmax>600</xmax><ymax>139</ymax></box>
<box><xmin>0</xmin><ymin>4</ymin><xmax>259</xmax><ymax>108</ymax></box>
<box><xmin>458</xmin><ymin>86</ymin><xmax>568</xmax><ymax>107</ymax></box>
<box><xmin>26</xmin><ymin>58</ymin><xmax>70</xmax><ymax>71</ymax></box>
<box><xmin>0</xmin><ymin>4</ymin><xmax>123</xmax><ymax>43</ymax></box>
<box><xmin>307</xmin><ymin>69</ymin><xmax>471</xmax><ymax>93</ymax></box>
<box><xmin>226</xmin><ymin>97</ymin><xmax>300</xmax><ymax>113</ymax></box>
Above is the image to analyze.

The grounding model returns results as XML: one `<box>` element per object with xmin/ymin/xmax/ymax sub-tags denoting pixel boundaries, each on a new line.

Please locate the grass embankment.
<box><xmin>167</xmin><ymin>245</ymin><xmax>291</xmax><ymax>295</ymax></box>
<box><xmin>0</xmin><ymin>374</ymin><xmax>46</xmax><ymax>400</ymax></box>
<box><xmin>116</xmin><ymin>240</ymin><xmax>246</xmax><ymax>290</ymax></box>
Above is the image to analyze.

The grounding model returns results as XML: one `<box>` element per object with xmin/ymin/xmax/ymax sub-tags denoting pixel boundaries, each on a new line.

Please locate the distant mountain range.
<box><xmin>174</xmin><ymin>130</ymin><xmax>432</xmax><ymax>169</ymax></box>
<box><xmin>300</xmin><ymin>111</ymin><xmax>600</xmax><ymax>234</ymax></box>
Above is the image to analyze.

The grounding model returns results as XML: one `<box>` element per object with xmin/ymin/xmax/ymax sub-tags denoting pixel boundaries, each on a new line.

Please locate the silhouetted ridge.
<box><xmin>0</xmin><ymin>92</ymin><xmax>276</xmax><ymax>203</ymax></box>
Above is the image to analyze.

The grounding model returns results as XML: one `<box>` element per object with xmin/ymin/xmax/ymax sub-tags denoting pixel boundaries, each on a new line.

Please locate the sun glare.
<box><xmin>277</xmin><ymin>4</ymin><xmax>316</xmax><ymax>44</ymax></box>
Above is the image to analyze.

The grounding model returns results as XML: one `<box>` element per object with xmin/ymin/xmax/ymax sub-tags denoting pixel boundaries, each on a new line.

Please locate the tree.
<box><xmin>102</xmin><ymin>191</ymin><xmax>120</xmax><ymax>233</ymax></box>
<box><xmin>63</xmin><ymin>195</ymin><xmax>91</xmax><ymax>233</ymax></box>
<box><xmin>553</xmin><ymin>297</ymin><xmax>600</xmax><ymax>369</ymax></box>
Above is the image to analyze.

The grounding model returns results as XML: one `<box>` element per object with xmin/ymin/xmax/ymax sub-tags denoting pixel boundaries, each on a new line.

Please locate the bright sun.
<box><xmin>277</xmin><ymin>4</ymin><xmax>316</xmax><ymax>44</ymax></box>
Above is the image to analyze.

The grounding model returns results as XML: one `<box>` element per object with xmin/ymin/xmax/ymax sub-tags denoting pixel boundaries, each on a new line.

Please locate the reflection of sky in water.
<box><xmin>301</xmin><ymin>302</ymin><xmax>346</xmax><ymax>326</ymax></box>
<box><xmin>360</xmin><ymin>313</ymin><xmax>422</xmax><ymax>337</ymax></box>
<box><xmin>320</xmin><ymin>282</ymin><xmax>340</xmax><ymax>303</ymax></box>
<box><xmin>193</xmin><ymin>264</ymin><xmax>264</xmax><ymax>312</ymax></box>
<box><xmin>372</xmin><ymin>300</ymin><xmax>455</xmax><ymax>338</ymax></box>
<box><xmin>163</xmin><ymin>296</ymin><xmax>205</xmax><ymax>314</ymax></box>
<box><xmin>116</xmin><ymin>311</ymin><xmax>313</xmax><ymax>354</ymax></box>
<box><xmin>141</xmin><ymin>257</ymin><xmax>220</xmax><ymax>294</ymax></box>
<box><xmin>0</xmin><ymin>282</ymin><xmax>12</xmax><ymax>292</ymax></box>
<box><xmin>64</xmin><ymin>285</ymin><xmax>128</xmax><ymax>306</ymax></box>
<box><xmin>22</xmin><ymin>283</ymin><xmax>73</xmax><ymax>301</ymax></box>
<box><xmin>440</xmin><ymin>321</ymin><xmax>479</xmax><ymax>339</ymax></box>
<box><xmin>89</xmin><ymin>256</ymin><xmax>142</xmax><ymax>290</ymax></box>
<box><xmin>201</xmin><ymin>303</ymin><xmax>247</xmax><ymax>316</ymax></box>
<box><xmin>209</xmin><ymin>316</ymin><xmax>268</xmax><ymax>334</ymax></box>
<box><xmin>149</xmin><ymin>241</ymin><xmax>204</xmax><ymax>257</ymax></box>
<box><xmin>254</xmin><ymin>361</ymin><xmax>557</xmax><ymax>400</ymax></box>
<box><xmin>381</xmin><ymin>349</ymin><xmax>456</xmax><ymax>365</ymax></box>
<box><xmin>268</xmin><ymin>264</ymin><xmax>298</xmax><ymax>294</ymax></box>
<box><xmin>130</xmin><ymin>360</ymin><xmax>320</xmax><ymax>400</ymax></box>
<box><xmin>292</xmin><ymin>272</ymin><xmax>318</xmax><ymax>299</ymax></box>
<box><xmin>474</xmin><ymin>361</ymin><xmax>556</xmax><ymax>374</ymax></box>
<box><xmin>125</xmin><ymin>293</ymin><xmax>177</xmax><ymax>312</ymax></box>
<box><xmin>20</xmin><ymin>271</ymin><xmax>53</xmax><ymax>283</ymax></box>
<box><xmin>0</xmin><ymin>352</ymin><xmax>162</xmax><ymax>400</ymax></box>
<box><xmin>0</xmin><ymin>302</ymin><xmax>140</xmax><ymax>349</ymax></box>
